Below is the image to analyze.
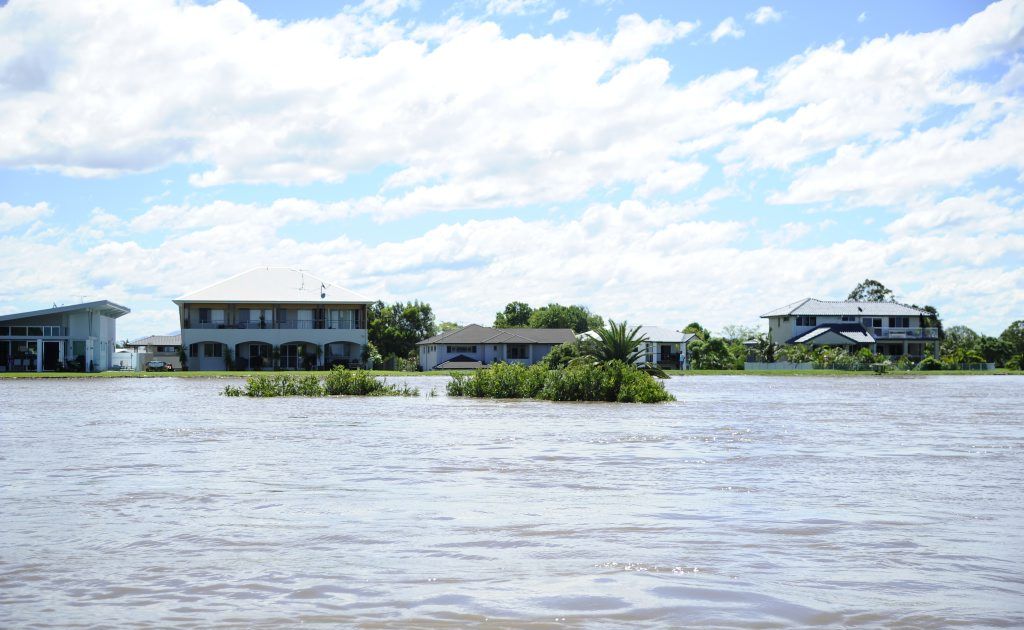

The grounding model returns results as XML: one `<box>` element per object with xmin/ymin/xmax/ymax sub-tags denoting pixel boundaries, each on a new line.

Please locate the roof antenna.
<box><xmin>320</xmin><ymin>282</ymin><xmax>326</xmax><ymax>299</ymax></box>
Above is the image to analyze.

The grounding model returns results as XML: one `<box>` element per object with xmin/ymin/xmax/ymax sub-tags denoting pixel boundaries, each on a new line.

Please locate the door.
<box><xmin>43</xmin><ymin>341</ymin><xmax>60</xmax><ymax>371</ymax></box>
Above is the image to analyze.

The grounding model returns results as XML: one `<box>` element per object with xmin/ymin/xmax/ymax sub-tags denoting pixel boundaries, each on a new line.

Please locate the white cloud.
<box><xmin>711</xmin><ymin>17</ymin><xmax>745</xmax><ymax>42</ymax></box>
<box><xmin>858</xmin><ymin>12</ymin><xmax>867</xmax><ymax>23</ymax></box>
<box><xmin>747</xmin><ymin>6</ymin><xmax>782</xmax><ymax>25</ymax></box>
<box><xmin>486</xmin><ymin>0</ymin><xmax>548</xmax><ymax>16</ymax></box>
<box><xmin>0</xmin><ymin>202</ymin><xmax>52</xmax><ymax>231</ymax></box>
<box><xmin>549</xmin><ymin>8</ymin><xmax>569</xmax><ymax>24</ymax></box>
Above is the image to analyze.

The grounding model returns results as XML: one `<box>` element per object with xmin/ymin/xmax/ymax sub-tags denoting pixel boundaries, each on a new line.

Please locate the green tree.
<box><xmin>977</xmin><ymin>336</ymin><xmax>1013</xmax><ymax>366</ymax></box>
<box><xmin>848</xmin><ymin>279</ymin><xmax>896</xmax><ymax>302</ymax></box>
<box><xmin>683</xmin><ymin>322</ymin><xmax>710</xmax><ymax>342</ymax></box>
<box><xmin>367</xmin><ymin>300</ymin><xmax>438</xmax><ymax>359</ymax></box>
<box><xmin>688</xmin><ymin>337</ymin><xmax>733</xmax><ymax>369</ymax></box>
<box><xmin>750</xmin><ymin>333</ymin><xmax>778</xmax><ymax>363</ymax></box>
<box><xmin>494</xmin><ymin>301</ymin><xmax>534</xmax><ymax>328</ymax></box>
<box><xmin>528</xmin><ymin>303</ymin><xmax>603</xmax><ymax>334</ymax></box>
<box><xmin>941</xmin><ymin>325</ymin><xmax>980</xmax><ymax>358</ymax></box>
<box><xmin>720</xmin><ymin>324</ymin><xmax>759</xmax><ymax>343</ymax></box>
<box><xmin>438</xmin><ymin>321</ymin><xmax>461</xmax><ymax>332</ymax></box>
<box><xmin>1000</xmin><ymin>320</ymin><xmax>1024</xmax><ymax>359</ymax></box>
<box><xmin>581</xmin><ymin>320</ymin><xmax>667</xmax><ymax>377</ymax></box>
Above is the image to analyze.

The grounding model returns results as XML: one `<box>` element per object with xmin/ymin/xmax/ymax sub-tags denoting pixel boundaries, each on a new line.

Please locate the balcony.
<box><xmin>872</xmin><ymin>327</ymin><xmax>938</xmax><ymax>340</ymax></box>
<box><xmin>188</xmin><ymin>319</ymin><xmax>363</xmax><ymax>330</ymax></box>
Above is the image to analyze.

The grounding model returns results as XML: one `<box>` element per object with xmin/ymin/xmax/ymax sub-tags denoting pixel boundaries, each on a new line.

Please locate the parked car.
<box><xmin>145</xmin><ymin>360</ymin><xmax>174</xmax><ymax>372</ymax></box>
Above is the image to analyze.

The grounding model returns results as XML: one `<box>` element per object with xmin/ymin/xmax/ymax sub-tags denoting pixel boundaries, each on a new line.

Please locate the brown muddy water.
<box><xmin>1</xmin><ymin>375</ymin><xmax>1022</xmax><ymax>628</ymax></box>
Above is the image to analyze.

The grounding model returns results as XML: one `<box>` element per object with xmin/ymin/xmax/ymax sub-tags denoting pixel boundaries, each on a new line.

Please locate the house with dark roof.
<box><xmin>416</xmin><ymin>324</ymin><xmax>576</xmax><ymax>371</ymax></box>
<box><xmin>0</xmin><ymin>300</ymin><xmax>130</xmax><ymax>372</ymax></box>
<box><xmin>761</xmin><ymin>298</ymin><xmax>940</xmax><ymax>359</ymax></box>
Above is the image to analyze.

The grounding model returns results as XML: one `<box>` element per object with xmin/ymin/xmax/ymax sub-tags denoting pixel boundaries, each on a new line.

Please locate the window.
<box><xmin>841</xmin><ymin>315</ymin><xmax>856</xmax><ymax>322</ymax></box>
<box><xmin>796</xmin><ymin>316</ymin><xmax>817</xmax><ymax>326</ymax></box>
<box><xmin>328</xmin><ymin>309</ymin><xmax>357</xmax><ymax>329</ymax></box>
<box><xmin>199</xmin><ymin>308</ymin><xmax>211</xmax><ymax>324</ymax></box>
<box><xmin>507</xmin><ymin>344</ymin><xmax>530</xmax><ymax>359</ymax></box>
<box><xmin>0</xmin><ymin>327</ymin><xmax>8</xmax><ymax>336</ymax></box>
<box><xmin>889</xmin><ymin>317</ymin><xmax>910</xmax><ymax>328</ymax></box>
<box><xmin>204</xmin><ymin>343</ymin><xmax>223</xmax><ymax>358</ymax></box>
<box><xmin>447</xmin><ymin>345</ymin><xmax>477</xmax><ymax>353</ymax></box>
<box><xmin>189</xmin><ymin>343</ymin><xmax>199</xmax><ymax>358</ymax></box>
<box><xmin>27</xmin><ymin>327</ymin><xmax>43</xmax><ymax>336</ymax></box>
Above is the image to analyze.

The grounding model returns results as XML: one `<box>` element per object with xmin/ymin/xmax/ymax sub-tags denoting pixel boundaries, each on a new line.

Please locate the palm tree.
<box><xmin>580</xmin><ymin>320</ymin><xmax>668</xmax><ymax>377</ymax></box>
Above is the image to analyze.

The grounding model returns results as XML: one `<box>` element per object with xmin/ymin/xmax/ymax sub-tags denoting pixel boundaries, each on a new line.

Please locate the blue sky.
<box><xmin>1</xmin><ymin>0</ymin><xmax>1022</xmax><ymax>339</ymax></box>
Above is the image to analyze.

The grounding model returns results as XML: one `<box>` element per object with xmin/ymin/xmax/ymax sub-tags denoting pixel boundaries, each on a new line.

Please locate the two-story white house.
<box><xmin>761</xmin><ymin>298</ymin><xmax>940</xmax><ymax>359</ymax></box>
<box><xmin>417</xmin><ymin>324</ymin><xmax>576</xmax><ymax>371</ymax></box>
<box><xmin>0</xmin><ymin>300</ymin><xmax>130</xmax><ymax>372</ymax></box>
<box><xmin>173</xmin><ymin>268</ymin><xmax>373</xmax><ymax>371</ymax></box>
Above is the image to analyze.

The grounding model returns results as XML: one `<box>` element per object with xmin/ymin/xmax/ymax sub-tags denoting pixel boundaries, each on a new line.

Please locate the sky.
<box><xmin>1</xmin><ymin>0</ymin><xmax>1022</xmax><ymax>340</ymax></box>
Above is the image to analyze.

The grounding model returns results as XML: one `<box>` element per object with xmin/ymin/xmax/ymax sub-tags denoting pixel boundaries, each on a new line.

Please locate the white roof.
<box><xmin>761</xmin><ymin>298</ymin><xmax>927</xmax><ymax>318</ymax></box>
<box><xmin>0</xmin><ymin>300</ymin><xmax>130</xmax><ymax>321</ymax></box>
<box><xmin>577</xmin><ymin>325</ymin><xmax>695</xmax><ymax>343</ymax></box>
<box><xmin>173</xmin><ymin>267</ymin><xmax>372</xmax><ymax>305</ymax></box>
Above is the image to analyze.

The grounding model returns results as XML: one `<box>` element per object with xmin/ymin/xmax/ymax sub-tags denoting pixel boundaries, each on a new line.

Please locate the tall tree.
<box><xmin>367</xmin><ymin>300</ymin><xmax>438</xmax><ymax>359</ymax></box>
<box><xmin>438</xmin><ymin>321</ymin><xmax>461</xmax><ymax>332</ymax></box>
<box><xmin>848</xmin><ymin>279</ymin><xmax>896</xmax><ymax>302</ymax></box>
<box><xmin>941</xmin><ymin>325</ymin><xmax>981</xmax><ymax>358</ymax></box>
<box><xmin>494</xmin><ymin>301</ymin><xmax>534</xmax><ymax>328</ymax></box>
<box><xmin>527</xmin><ymin>303</ymin><xmax>603</xmax><ymax>334</ymax></box>
<box><xmin>720</xmin><ymin>324</ymin><xmax>759</xmax><ymax>342</ymax></box>
<box><xmin>1000</xmin><ymin>320</ymin><xmax>1024</xmax><ymax>358</ymax></box>
<box><xmin>683</xmin><ymin>322</ymin><xmax>710</xmax><ymax>342</ymax></box>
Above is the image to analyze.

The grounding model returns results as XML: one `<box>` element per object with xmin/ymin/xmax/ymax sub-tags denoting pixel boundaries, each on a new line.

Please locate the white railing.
<box><xmin>872</xmin><ymin>327</ymin><xmax>938</xmax><ymax>339</ymax></box>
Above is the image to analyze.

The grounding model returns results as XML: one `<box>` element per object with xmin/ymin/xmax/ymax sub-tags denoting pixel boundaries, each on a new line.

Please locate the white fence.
<box><xmin>744</xmin><ymin>361</ymin><xmax>814</xmax><ymax>371</ymax></box>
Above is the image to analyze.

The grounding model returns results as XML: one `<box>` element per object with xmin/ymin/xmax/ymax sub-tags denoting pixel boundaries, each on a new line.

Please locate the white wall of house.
<box><xmin>418</xmin><ymin>342</ymin><xmax>556</xmax><ymax>370</ymax></box>
<box><xmin>768</xmin><ymin>314</ymin><xmax>927</xmax><ymax>345</ymax></box>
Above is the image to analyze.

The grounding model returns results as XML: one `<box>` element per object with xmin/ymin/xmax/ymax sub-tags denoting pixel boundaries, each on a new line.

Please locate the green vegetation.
<box><xmin>367</xmin><ymin>300</ymin><xmax>437</xmax><ymax>368</ymax></box>
<box><xmin>493</xmin><ymin>301</ymin><xmax>603</xmax><ymax>334</ymax></box>
<box><xmin>848</xmin><ymin>278</ymin><xmax>896</xmax><ymax>302</ymax></box>
<box><xmin>446</xmin><ymin>361</ymin><xmax>674</xmax><ymax>403</ymax></box>
<box><xmin>223</xmin><ymin>367</ymin><xmax>419</xmax><ymax>397</ymax></box>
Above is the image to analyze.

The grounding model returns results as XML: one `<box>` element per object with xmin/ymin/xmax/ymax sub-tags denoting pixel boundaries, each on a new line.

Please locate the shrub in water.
<box><xmin>222</xmin><ymin>367</ymin><xmax>418</xmax><ymax>397</ymax></box>
<box><xmin>448</xmin><ymin>360</ymin><xmax>673</xmax><ymax>403</ymax></box>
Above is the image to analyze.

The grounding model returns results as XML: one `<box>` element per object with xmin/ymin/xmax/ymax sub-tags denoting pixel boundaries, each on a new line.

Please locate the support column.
<box><xmin>902</xmin><ymin>340</ymin><xmax>908</xmax><ymax>357</ymax></box>
<box><xmin>36</xmin><ymin>339</ymin><xmax>43</xmax><ymax>372</ymax></box>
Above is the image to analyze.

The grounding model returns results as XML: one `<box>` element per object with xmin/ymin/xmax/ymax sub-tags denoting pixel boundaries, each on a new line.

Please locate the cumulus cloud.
<box><xmin>747</xmin><ymin>6</ymin><xmax>781</xmax><ymax>25</ymax></box>
<box><xmin>486</xmin><ymin>0</ymin><xmax>548</xmax><ymax>16</ymax></box>
<box><xmin>711</xmin><ymin>17</ymin><xmax>745</xmax><ymax>42</ymax></box>
<box><xmin>0</xmin><ymin>202</ymin><xmax>52</xmax><ymax>231</ymax></box>
<box><xmin>549</xmin><ymin>8</ymin><xmax>569</xmax><ymax>24</ymax></box>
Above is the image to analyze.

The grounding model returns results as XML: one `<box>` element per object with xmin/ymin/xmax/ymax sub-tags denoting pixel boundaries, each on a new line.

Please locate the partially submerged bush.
<box><xmin>915</xmin><ymin>356</ymin><xmax>943</xmax><ymax>371</ymax></box>
<box><xmin>223</xmin><ymin>367</ymin><xmax>418</xmax><ymax>397</ymax></box>
<box><xmin>447</xmin><ymin>360</ymin><xmax>674</xmax><ymax>403</ymax></box>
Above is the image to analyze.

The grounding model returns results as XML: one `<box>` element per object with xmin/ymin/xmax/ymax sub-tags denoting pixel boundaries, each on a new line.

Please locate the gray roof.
<box><xmin>418</xmin><ymin>324</ymin><xmax>576</xmax><ymax>346</ymax></box>
<box><xmin>762</xmin><ymin>298</ymin><xmax>927</xmax><ymax>318</ymax></box>
<box><xmin>174</xmin><ymin>267</ymin><xmax>372</xmax><ymax>305</ymax></box>
<box><xmin>0</xmin><ymin>300</ymin><xmax>130</xmax><ymax>322</ymax></box>
<box><xmin>127</xmin><ymin>334</ymin><xmax>182</xmax><ymax>347</ymax></box>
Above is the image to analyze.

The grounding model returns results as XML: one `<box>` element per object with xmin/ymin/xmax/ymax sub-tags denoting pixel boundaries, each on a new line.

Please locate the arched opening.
<box><xmin>324</xmin><ymin>341</ymin><xmax>361</xmax><ymax>369</ymax></box>
<box><xmin>279</xmin><ymin>341</ymin><xmax>319</xmax><ymax>370</ymax></box>
<box><xmin>235</xmin><ymin>341</ymin><xmax>272</xmax><ymax>370</ymax></box>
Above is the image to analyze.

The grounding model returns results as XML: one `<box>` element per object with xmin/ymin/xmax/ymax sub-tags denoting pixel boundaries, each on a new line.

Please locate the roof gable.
<box><xmin>0</xmin><ymin>300</ymin><xmax>130</xmax><ymax>322</ymax></box>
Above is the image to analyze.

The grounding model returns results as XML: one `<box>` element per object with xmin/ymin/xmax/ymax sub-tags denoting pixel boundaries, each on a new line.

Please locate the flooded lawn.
<box><xmin>1</xmin><ymin>375</ymin><xmax>1022</xmax><ymax>627</ymax></box>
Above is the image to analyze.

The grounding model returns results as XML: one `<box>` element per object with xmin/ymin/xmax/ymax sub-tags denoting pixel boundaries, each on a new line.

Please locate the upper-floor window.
<box><xmin>507</xmin><ymin>344</ymin><xmax>530</xmax><ymax>359</ymax></box>
<box><xmin>796</xmin><ymin>316</ymin><xmax>817</xmax><ymax>326</ymax></box>
<box><xmin>841</xmin><ymin>315</ymin><xmax>857</xmax><ymax>322</ymax></box>
<box><xmin>447</xmin><ymin>345</ymin><xmax>477</xmax><ymax>353</ymax></box>
<box><xmin>888</xmin><ymin>317</ymin><xmax>910</xmax><ymax>328</ymax></box>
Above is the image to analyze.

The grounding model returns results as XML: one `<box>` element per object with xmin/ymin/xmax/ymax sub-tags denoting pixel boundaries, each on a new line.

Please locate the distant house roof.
<box><xmin>577</xmin><ymin>326</ymin><xmax>696</xmax><ymax>344</ymax></box>
<box><xmin>761</xmin><ymin>298</ymin><xmax>927</xmax><ymax>318</ymax></box>
<box><xmin>788</xmin><ymin>323</ymin><xmax>875</xmax><ymax>345</ymax></box>
<box><xmin>173</xmin><ymin>267</ymin><xmax>372</xmax><ymax>305</ymax></box>
<box><xmin>126</xmin><ymin>334</ymin><xmax>182</xmax><ymax>348</ymax></box>
<box><xmin>434</xmin><ymin>354</ymin><xmax>485</xmax><ymax>370</ymax></box>
<box><xmin>417</xmin><ymin>324</ymin><xmax>576</xmax><ymax>346</ymax></box>
<box><xmin>0</xmin><ymin>300</ymin><xmax>130</xmax><ymax>322</ymax></box>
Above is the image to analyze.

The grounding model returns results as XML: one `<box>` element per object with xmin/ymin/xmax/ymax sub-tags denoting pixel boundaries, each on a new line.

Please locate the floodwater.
<box><xmin>1</xmin><ymin>375</ymin><xmax>1022</xmax><ymax>628</ymax></box>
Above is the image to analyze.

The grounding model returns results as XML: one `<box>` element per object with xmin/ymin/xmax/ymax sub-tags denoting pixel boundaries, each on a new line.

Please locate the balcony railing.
<box><xmin>189</xmin><ymin>319</ymin><xmax>362</xmax><ymax>330</ymax></box>
<box><xmin>872</xmin><ymin>327</ymin><xmax>938</xmax><ymax>340</ymax></box>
